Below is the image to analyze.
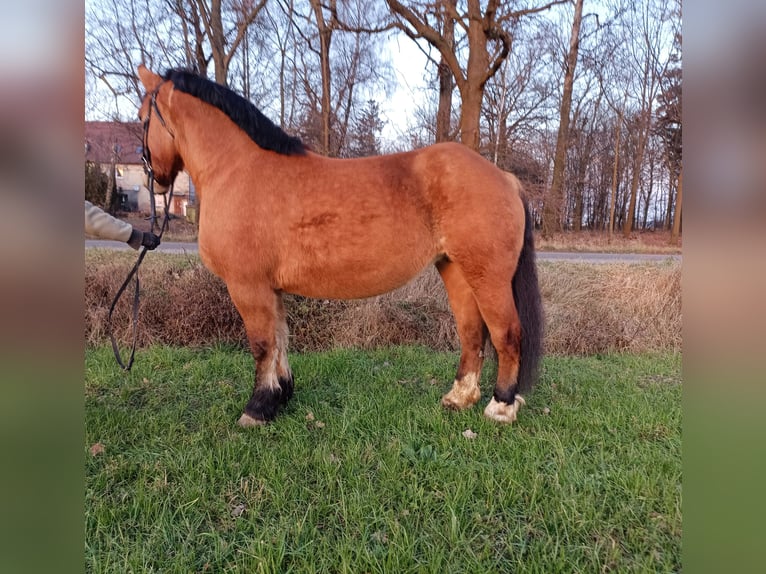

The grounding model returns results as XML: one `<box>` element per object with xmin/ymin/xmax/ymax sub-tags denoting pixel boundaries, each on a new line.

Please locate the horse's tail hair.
<box><xmin>512</xmin><ymin>199</ymin><xmax>544</xmax><ymax>394</ymax></box>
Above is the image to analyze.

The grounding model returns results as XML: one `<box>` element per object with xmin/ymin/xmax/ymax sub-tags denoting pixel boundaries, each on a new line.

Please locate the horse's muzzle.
<box><xmin>143</xmin><ymin>172</ymin><xmax>170</xmax><ymax>194</ymax></box>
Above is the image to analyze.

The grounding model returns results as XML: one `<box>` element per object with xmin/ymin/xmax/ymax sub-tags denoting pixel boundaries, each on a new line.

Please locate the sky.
<box><xmin>379</xmin><ymin>35</ymin><xmax>431</xmax><ymax>143</ymax></box>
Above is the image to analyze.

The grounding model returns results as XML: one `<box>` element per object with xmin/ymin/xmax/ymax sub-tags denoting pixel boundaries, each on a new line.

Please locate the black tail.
<box><xmin>512</xmin><ymin>200</ymin><xmax>544</xmax><ymax>393</ymax></box>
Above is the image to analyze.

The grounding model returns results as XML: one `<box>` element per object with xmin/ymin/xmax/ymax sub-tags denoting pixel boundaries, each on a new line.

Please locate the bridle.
<box><xmin>106</xmin><ymin>83</ymin><xmax>176</xmax><ymax>371</ymax></box>
<box><xmin>141</xmin><ymin>85</ymin><xmax>175</xmax><ymax>230</ymax></box>
<box><xmin>141</xmin><ymin>84</ymin><xmax>177</xmax><ymax>231</ymax></box>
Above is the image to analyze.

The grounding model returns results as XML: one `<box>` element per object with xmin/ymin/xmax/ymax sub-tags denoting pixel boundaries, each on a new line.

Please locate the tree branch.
<box><xmin>386</xmin><ymin>0</ymin><xmax>466</xmax><ymax>88</ymax></box>
<box><xmin>224</xmin><ymin>0</ymin><xmax>268</xmax><ymax>71</ymax></box>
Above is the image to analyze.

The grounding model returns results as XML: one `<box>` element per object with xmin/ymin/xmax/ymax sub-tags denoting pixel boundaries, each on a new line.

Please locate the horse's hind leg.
<box><xmin>437</xmin><ymin>260</ymin><xmax>488</xmax><ymax>411</ymax></box>
<box><xmin>227</xmin><ymin>284</ymin><xmax>292</xmax><ymax>427</ymax></box>
<box><xmin>470</xmin><ymin>280</ymin><xmax>525</xmax><ymax>424</ymax></box>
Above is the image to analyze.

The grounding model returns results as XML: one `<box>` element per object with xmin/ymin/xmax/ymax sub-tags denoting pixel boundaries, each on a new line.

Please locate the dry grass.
<box><xmin>538</xmin><ymin>261</ymin><xmax>681</xmax><ymax>354</ymax></box>
<box><xmin>535</xmin><ymin>229</ymin><xmax>681</xmax><ymax>254</ymax></box>
<box><xmin>85</xmin><ymin>250</ymin><xmax>680</xmax><ymax>355</ymax></box>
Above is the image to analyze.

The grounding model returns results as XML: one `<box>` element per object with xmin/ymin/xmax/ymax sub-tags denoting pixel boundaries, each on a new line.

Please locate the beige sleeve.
<box><xmin>85</xmin><ymin>201</ymin><xmax>133</xmax><ymax>242</ymax></box>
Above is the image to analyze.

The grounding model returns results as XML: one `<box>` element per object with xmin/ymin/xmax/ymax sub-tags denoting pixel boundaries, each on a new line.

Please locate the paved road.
<box><xmin>86</xmin><ymin>239</ymin><xmax>200</xmax><ymax>254</ymax></box>
<box><xmin>86</xmin><ymin>240</ymin><xmax>681</xmax><ymax>263</ymax></box>
<box><xmin>536</xmin><ymin>251</ymin><xmax>680</xmax><ymax>263</ymax></box>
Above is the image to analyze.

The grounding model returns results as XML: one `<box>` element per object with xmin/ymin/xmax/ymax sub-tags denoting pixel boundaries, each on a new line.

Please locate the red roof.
<box><xmin>85</xmin><ymin>121</ymin><xmax>144</xmax><ymax>165</ymax></box>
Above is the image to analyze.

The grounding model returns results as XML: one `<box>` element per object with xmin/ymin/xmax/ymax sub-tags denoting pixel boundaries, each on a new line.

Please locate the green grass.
<box><xmin>85</xmin><ymin>346</ymin><xmax>681</xmax><ymax>573</ymax></box>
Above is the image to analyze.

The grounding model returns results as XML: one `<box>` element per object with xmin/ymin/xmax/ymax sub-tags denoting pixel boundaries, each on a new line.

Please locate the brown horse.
<box><xmin>137</xmin><ymin>65</ymin><xmax>543</xmax><ymax>427</ymax></box>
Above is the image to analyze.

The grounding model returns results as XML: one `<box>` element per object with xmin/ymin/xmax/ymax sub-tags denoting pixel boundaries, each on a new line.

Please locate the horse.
<box><xmin>137</xmin><ymin>65</ymin><xmax>543</xmax><ymax>427</ymax></box>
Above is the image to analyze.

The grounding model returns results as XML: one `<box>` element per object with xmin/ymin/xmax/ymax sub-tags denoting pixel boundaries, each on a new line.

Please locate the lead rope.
<box><xmin>106</xmin><ymin>175</ymin><xmax>174</xmax><ymax>370</ymax></box>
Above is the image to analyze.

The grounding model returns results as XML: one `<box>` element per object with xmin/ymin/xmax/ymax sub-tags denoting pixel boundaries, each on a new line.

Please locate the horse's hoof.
<box><xmin>483</xmin><ymin>395</ymin><xmax>526</xmax><ymax>424</ymax></box>
<box><xmin>441</xmin><ymin>374</ymin><xmax>481</xmax><ymax>410</ymax></box>
<box><xmin>238</xmin><ymin>413</ymin><xmax>267</xmax><ymax>427</ymax></box>
<box><xmin>442</xmin><ymin>393</ymin><xmax>473</xmax><ymax>410</ymax></box>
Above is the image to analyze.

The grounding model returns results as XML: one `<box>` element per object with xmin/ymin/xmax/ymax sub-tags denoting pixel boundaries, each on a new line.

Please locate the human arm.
<box><xmin>85</xmin><ymin>201</ymin><xmax>160</xmax><ymax>250</ymax></box>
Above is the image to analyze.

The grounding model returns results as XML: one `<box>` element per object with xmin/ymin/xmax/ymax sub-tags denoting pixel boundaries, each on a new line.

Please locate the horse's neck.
<box><xmin>172</xmin><ymin>101</ymin><xmax>262</xmax><ymax>188</ymax></box>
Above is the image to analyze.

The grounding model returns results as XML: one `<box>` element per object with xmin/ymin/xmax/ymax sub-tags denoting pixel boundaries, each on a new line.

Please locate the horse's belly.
<box><xmin>279</xmin><ymin>251</ymin><xmax>435</xmax><ymax>300</ymax></box>
<box><xmin>276</xmin><ymin>213</ymin><xmax>439</xmax><ymax>298</ymax></box>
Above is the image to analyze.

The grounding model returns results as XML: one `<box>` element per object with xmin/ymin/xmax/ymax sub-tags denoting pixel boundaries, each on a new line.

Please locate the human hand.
<box><xmin>128</xmin><ymin>229</ymin><xmax>161</xmax><ymax>250</ymax></box>
<box><xmin>141</xmin><ymin>232</ymin><xmax>161</xmax><ymax>250</ymax></box>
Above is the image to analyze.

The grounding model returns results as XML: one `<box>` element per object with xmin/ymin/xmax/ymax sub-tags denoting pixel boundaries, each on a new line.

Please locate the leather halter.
<box><xmin>140</xmin><ymin>83</ymin><xmax>176</xmax><ymax>233</ymax></box>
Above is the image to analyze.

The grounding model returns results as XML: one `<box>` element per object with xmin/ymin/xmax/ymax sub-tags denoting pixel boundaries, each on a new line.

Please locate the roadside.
<box><xmin>85</xmin><ymin>238</ymin><xmax>681</xmax><ymax>264</ymax></box>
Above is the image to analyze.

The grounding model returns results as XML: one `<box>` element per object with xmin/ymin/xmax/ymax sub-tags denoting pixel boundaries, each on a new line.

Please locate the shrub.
<box><xmin>86</xmin><ymin>251</ymin><xmax>681</xmax><ymax>355</ymax></box>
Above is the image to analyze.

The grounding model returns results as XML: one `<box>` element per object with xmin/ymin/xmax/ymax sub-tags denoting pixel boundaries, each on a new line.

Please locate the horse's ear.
<box><xmin>138</xmin><ymin>65</ymin><xmax>162</xmax><ymax>93</ymax></box>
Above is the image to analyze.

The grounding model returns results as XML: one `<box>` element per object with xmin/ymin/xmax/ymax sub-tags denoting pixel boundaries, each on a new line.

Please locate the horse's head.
<box><xmin>137</xmin><ymin>65</ymin><xmax>183</xmax><ymax>193</ymax></box>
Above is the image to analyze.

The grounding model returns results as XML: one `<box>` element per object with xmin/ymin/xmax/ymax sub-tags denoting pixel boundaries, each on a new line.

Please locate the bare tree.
<box><xmin>86</xmin><ymin>0</ymin><xmax>266</xmax><ymax>115</ymax></box>
<box><xmin>608</xmin><ymin>99</ymin><xmax>626</xmax><ymax>234</ymax></box>
<box><xmin>291</xmin><ymin>0</ymin><xmax>392</xmax><ymax>156</ymax></box>
<box><xmin>307</xmin><ymin>0</ymin><xmax>335</xmax><ymax>154</ymax></box>
<box><xmin>435</xmin><ymin>0</ymin><xmax>457</xmax><ymax>142</ymax></box>
<box><xmin>671</xmin><ymin>165</ymin><xmax>681</xmax><ymax>243</ymax></box>
<box><xmin>482</xmin><ymin>21</ymin><xmax>557</xmax><ymax>168</ymax></box>
<box><xmin>166</xmin><ymin>0</ymin><xmax>209</xmax><ymax>74</ymax></box>
<box><xmin>167</xmin><ymin>0</ymin><xmax>268</xmax><ymax>85</ymax></box>
<box><xmin>86</xmin><ymin>0</ymin><xmax>184</xmax><ymax>119</ymax></box>
<box><xmin>385</xmin><ymin>0</ymin><xmax>566</xmax><ymax>150</ymax></box>
<box><xmin>568</xmin><ymin>89</ymin><xmax>602</xmax><ymax>231</ymax></box>
<box><xmin>655</xmin><ymin>7</ymin><xmax>681</xmax><ymax>240</ymax></box>
<box><xmin>263</xmin><ymin>0</ymin><xmax>299</xmax><ymax>128</ymax></box>
<box><xmin>541</xmin><ymin>0</ymin><xmax>584</xmax><ymax>237</ymax></box>
<box><xmin>616</xmin><ymin>0</ymin><xmax>674</xmax><ymax>237</ymax></box>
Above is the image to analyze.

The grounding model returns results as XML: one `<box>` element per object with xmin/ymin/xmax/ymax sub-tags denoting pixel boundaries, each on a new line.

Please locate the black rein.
<box><xmin>106</xmin><ymin>86</ymin><xmax>175</xmax><ymax>370</ymax></box>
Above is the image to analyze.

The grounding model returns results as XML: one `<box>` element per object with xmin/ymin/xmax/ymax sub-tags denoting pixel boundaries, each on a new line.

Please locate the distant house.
<box><xmin>84</xmin><ymin>121</ymin><xmax>194</xmax><ymax>216</ymax></box>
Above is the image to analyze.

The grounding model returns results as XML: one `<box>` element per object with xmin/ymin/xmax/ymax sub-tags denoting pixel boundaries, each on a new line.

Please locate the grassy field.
<box><xmin>85</xmin><ymin>345</ymin><xmax>681</xmax><ymax>573</ymax></box>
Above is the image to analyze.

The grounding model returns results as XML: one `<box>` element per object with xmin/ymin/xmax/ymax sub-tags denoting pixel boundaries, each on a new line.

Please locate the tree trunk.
<box><xmin>664</xmin><ymin>175</ymin><xmax>675</xmax><ymax>230</ymax></box>
<box><xmin>458</xmin><ymin>0</ymin><xmax>489</xmax><ymax>151</ymax></box>
<box><xmin>436</xmin><ymin>60</ymin><xmax>453</xmax><ymax>142</ymax></box>
<box><xmin>209</xmin><ymin>0</ymin><xmax>228</xmax><ymax>85</ymax></box>
<box><xmin>573</xmin><ymin>170</ymin><xmax>585</xmax><ymax>231</ymax></box>
<box><xmin>542</xmin><ymin>0</ymin><xmax>584</xmax><ymax>237</ymax></box>
<box><xmin>642</xmin><ymin>154</ymin><xmax>655</xmax><ymax>229</ymax></box>
<box><xmin>276</xmin><ymin>0</ymin><xmax>295</xmax><ymax>129</ymax></box>
<box><xmin>459</xmin><ymin>84</ymin><xmax>483</xmax><ymax>151</ymax></box>
<box><xmin>671</xmin><ymin>166</ymin><xmax>682</xmax><ymax>244</ymax></box>
<box><xmin>242</xmin><ymin>24</ymin><xmax>250</xmax><ymax>99</ymax></box>
<box><xmin>310</xmin><ymin>0</ymin><xmax>333</xmax><ymax>156</ymax></box>
<box><xmin>187</xmin><ymin>0</ymin><xmax>267</xmax><ymax>85</ymax></box>
<box><xmin>104</xmin><ymin>157</ymin><xmax>116</xmax><ymax>214</ymax></box>
<box><xmin>435</xmin><ymin>1</ymin><xmax>456</xmax><ymax>143</ymax></box>
<box><xmin>623</xmin><ymin>123</ymin><xmax>648</xmax><ymax>237</ymax></box>
<box><xmin>609</xmin><ymin>105</ymin><xmax>624</xmax><ymax>235</ymax></box>
<box><xmin>386</xmin><ymin>0</ymin><xmax>560</xmax><ymax>152</ymax></box>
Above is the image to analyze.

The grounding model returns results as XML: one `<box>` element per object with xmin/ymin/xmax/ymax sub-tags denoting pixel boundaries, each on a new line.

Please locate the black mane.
<box><xmin>163</xmin><ymin>68</ymin><xmax>306</xmax><ymax>156</ymax></box>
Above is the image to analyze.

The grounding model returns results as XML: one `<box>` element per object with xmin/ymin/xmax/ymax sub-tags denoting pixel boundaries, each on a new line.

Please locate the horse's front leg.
<box><xmin>227</xmin><ymin>284</ymin><xmax>292</xmax><ymax>426</ymax></box>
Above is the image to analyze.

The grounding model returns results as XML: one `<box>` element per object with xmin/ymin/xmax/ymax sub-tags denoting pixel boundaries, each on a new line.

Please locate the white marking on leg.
<box><xmin>261</xmin><ymin>353</ymin><xmax>280</xmax><ymax>390</ymax></box>
<box><xmin>441</xmin><ymin>372</ymin><xmax>481</xmax><ymax>410</ymax></box>
<box><xmin>276</xmin><ymin>345</ymin><xmax>291</xmax><ymax>382</ymax></box>
<box><xmin>275</xmin><ymin>312</ymin><xmax>292</xmax><ymax>381</ymax></box>
<box><xmin>484</xmin><ymin>395</ymin><xmax>526</xmax><ymax>424</ymax></box>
